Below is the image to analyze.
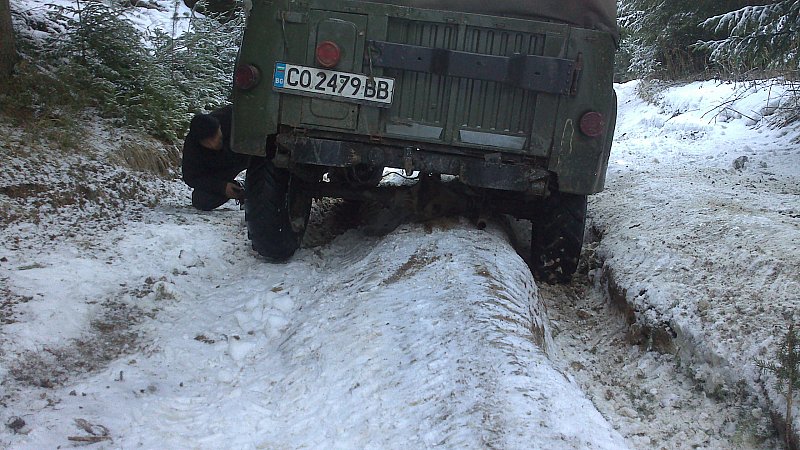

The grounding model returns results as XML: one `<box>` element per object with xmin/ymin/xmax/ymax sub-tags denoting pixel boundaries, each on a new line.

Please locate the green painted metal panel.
<box><xmin>231</xmin><ymin>0</ymin><xmax>295</xmax><ymax>156</ymax></box>
<box><xmin>232</xmin><ymin>0</ymin><xmax>617</xmax><ymax>194</ymax></box>
<box><xmin>548</xmin><ymin>27</ymin><xmax>617</xmax><ymax>194</ymax></box>
<box><xmin>298</xmin><ymin>11</ymin><xmax>367</xmax><ymax>130</ymax></box>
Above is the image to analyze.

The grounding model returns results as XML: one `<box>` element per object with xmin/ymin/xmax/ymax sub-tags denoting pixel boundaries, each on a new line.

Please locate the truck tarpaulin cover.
<box><xmin>368</xmin><ymin>0</ymin><xmax>618</xmax><ymax>39</ymax></box>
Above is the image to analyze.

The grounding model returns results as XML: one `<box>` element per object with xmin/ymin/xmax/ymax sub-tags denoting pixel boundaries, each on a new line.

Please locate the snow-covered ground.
<box><xmin>0</xmin><ymin>197</ymin><xmax>629</xmax><ymax>448</ymax></box>
<box><xmin>584</xmin><ymin>79</ymin><xmax>800</xmax><ymax>447</ymax></box>
<box><xmin>2</xmin><ymin>1</ymin><xmax>800</xmax><ymax>444</ymax></box>
<box><xmin>604</xmin><ymin>81</ymin><xmax>799</xmax><ymax>398</ymax></box>
<box><xmin>1</xmin><ymin>78</ymin><xmax>797</xmax><ymax>448</ymax></box>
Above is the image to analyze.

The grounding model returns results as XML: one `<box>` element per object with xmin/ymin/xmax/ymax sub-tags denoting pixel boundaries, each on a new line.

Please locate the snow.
<box><xmin>2</xmin><ymin>77</ymin><xmax>797</xmax><ymax>448</ymax></box>
<box><xmin>2</xmin><ymin>0</ymin><xmax>800</xmax><ymax>446</ymax></box>
<box><xmin>0</xmin><ymin>202</ymin><xmax>628</xmax><ymax>448</ymax></box>
<box><xmin>10</xmin><ymin>0</ymin><xmax>194</xmax><ymax>45</ymax></box>
<box><xmin>589</xmin><ymin>79</ymin><xmax>799</xmax><ymax>443</ymax></box>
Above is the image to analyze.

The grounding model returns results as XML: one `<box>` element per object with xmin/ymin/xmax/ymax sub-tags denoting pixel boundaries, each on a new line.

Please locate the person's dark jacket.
<box><xmin>182</xmin><ymin>105</ymin><xmax>250</xmax><ymax>196</ymax></box>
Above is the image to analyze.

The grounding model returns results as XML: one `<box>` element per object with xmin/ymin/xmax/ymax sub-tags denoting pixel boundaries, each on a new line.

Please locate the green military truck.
<box><xmin>231</xmin><ymin>0</ymin><xmax>617</xmax><ymax>283</ymax></box>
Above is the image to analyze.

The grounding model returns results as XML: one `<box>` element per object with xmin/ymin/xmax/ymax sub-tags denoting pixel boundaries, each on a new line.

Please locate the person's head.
<box><xmin>189</xmin><ymin>112</ymin><xmax>223</xmax><ymax>150</ymax></box>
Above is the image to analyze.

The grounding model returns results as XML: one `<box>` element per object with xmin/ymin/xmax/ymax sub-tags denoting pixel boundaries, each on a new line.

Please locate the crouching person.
<box><xmin>182</xmin><ymin>105</ymin><xmax>250</xmax><ymax>210</ymax></box>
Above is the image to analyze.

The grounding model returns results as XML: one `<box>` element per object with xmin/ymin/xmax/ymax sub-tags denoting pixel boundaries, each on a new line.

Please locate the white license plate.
<box><xmin>273</xmin><ymin>63</ymin><xmax>394</xmax><ymax>106</ymax></box>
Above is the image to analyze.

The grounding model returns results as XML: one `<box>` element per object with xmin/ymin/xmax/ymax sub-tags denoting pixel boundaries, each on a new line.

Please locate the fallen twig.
<box><xmin>67</xmin><ymin>435</ymin><xmax>112</xmax><ymax>443</ymax></box>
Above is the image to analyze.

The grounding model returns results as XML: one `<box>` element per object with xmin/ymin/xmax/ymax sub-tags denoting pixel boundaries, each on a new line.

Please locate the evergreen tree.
<box><xmin>618</xmin><ymin>0</ymin><xmax>772</xmax><ymax>78</ymax></box>
<box><xmin>44</xmin><ymin>0</ymin><xmax>244</xmax><ymax>140</ymax></box>
<box><xmin>698</xmin><ymin>1</ymin><xmax>800</xmax><ymax>73</ymax></box>
<box><xmin>755</xmin><ymin>324</ymin><xmax>800</xmax><ymax>448</ymax></box>
<box><xmin>48</xmin><ymin>1</ymin><xmax>183</xmax><ymax>139</ymax></box>
<box><xmin>153</xmin><ymin>4</ymin><xmax>245</xmax><ymax>114</ymax></box>
<box><xmin>0</xmin><ymin>0</ymin><xmax>17</xmax><ymax>77</ymax></box>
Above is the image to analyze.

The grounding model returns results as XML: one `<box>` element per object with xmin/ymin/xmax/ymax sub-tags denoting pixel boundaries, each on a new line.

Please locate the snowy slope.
<box><xmin>3</xmin><ymin>0</ymin><xmax>800</xmax><ymax>445</ymax></box>
<box><xmin>591</xmin><ymin>79</ymin><xmax>800</xmax><ymax>439</ymax></box>
<box><xmin>2</xmin><ymin>78</ymin><xmax>796</xmax><ymax>449</ymax></box>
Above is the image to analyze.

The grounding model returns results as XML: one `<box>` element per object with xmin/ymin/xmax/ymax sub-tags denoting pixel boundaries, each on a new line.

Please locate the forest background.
<box><xmin>0</xmin><ymin>0</ymin><xmax>798</xmax><ymax>148</ymax></box>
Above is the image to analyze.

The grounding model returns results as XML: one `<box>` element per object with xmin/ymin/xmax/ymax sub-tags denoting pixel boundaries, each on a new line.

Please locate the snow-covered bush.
<box><xmin>755</xmin><ymin>323</ymin><xmax>800</xmax><ymax>448</ymax></box>
<box><xmin>617</xmin><ymin>0</ymin><xmax>717</xmax><ymax>79</ymax></box>
<box><xmin>46</xmin><ymin>1</ymin><xmax>182</xmax><ymax>139</ymax></box>
<box><xmin>153</xmin><ymin>3</ymin><xmax>245</xmax><ymax>115</ymax></box>
<box><xmin>617</xmin><ymin>0</ymin><xmax>784</xmax><ymax>80</ymax></box>
<box><xmin>6</xmin><ymin>0</ymin><xmax>244</xmax><ymax>141</ymax></box>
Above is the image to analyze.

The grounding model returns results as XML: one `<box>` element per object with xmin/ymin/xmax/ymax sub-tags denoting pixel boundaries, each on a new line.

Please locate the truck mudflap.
<box><xmin>275</xmin><ymin>134</ymin><xmax>549</xmax><ymax>194</ymax></box>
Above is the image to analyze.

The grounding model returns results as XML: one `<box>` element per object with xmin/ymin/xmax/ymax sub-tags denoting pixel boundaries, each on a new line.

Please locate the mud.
<box><xmin>502</xmin><ymin>216</ymin><xmax>781</xmax><ymax>448</ymax></box>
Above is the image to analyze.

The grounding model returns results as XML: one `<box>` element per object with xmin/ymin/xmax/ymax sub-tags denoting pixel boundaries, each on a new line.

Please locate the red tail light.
<box><xmin>579</xmin><ymin>111</ymin><xmax>605</xmax><ymax>138</ymax></box>
<box><xmin>234</xmin><ymin>64</ymin><xmax>260</xmax><ymax>90</ymax></box>
<box><xmin>316</xmin><ymin>41</ymin><xmax>341</xmax><ymax>68</ymax></box>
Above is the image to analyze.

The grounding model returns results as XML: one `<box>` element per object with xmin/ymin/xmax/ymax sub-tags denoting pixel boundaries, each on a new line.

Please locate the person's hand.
<box><xmin>225</xmin><ymin>182</ymin><xmax>245</xmax><ymax>200</ymax></box>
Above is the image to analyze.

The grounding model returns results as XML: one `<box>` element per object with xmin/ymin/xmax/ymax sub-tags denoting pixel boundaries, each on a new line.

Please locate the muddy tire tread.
<box><xmin>531</xmin><ymin>192</ymin><xmax>587</xmax><ymax>284</ymax></box>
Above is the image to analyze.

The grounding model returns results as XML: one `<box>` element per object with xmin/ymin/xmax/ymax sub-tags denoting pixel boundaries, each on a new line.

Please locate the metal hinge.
<box><xmin>569</xmin><ymin>53</ymin><xmax>584</xmax><ymax>96</ymax></box>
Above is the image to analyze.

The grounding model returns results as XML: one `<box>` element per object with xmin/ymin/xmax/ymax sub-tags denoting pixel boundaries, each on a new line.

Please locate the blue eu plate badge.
<box><xmin>274</xmin><ymin>63</ymin><xmax>287</xmax><ymax>88</ymax></box>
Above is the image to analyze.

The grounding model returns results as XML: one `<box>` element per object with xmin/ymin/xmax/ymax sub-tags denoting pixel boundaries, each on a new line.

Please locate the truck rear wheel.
<box><xmin>530</xmin><ymin>192</ymin><xmax>587</xmax><ymax>284</ymax></box>
<box><xmin>244</xmin><ymin>156</ymin><xmax>310</xmax><ymax>261</ymax></box>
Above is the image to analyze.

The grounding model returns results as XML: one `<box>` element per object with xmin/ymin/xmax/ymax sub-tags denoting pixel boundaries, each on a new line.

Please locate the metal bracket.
<box><xmin>367</xmin><ymin>40</ymin><xmax>576</xmax><ymax>95</ymax></box>
<box><xmin>278</xmin><ymin>11</ymin><xmax>307</xmax><ymax>23</ymax></box>
<box><xmin>484</xmin><ymin>152</ymin><xmax>502</xmax><ymax>164</ymax></box>
<box><xmin>403</xmin><ymin>147</ymin><xmax>414</xmax><ymax>176</ymax></box>
<box><xmin>569</xmin><ymin>53</ymin><xmax>583</xmax><ymax>95</ymax></box>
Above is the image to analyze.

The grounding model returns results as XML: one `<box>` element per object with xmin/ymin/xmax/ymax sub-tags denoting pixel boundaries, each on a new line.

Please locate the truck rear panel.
<box><xmin>232</xmin><ymin>0</ymin><xmax>616</xmax><ymax>195</ymax></box>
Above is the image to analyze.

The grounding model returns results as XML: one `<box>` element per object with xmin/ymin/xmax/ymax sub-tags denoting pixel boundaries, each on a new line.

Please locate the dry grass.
<box><xmin>113</xmin><ymin>140</ymin><xmax>180</xmax><ymax>177</ymax></box>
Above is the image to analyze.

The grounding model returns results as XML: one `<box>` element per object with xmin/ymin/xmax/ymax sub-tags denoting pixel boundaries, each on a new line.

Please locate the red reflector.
<box><xmin>316</xmin><ymin>41</ymin><xmax>341</xmax><ymax>68</ymax></box>
<box><xmin>579</xmin><ymin>111</ymin><xmax>605</xmax><ymax>138</ymax></box>
<box><xmin>234</xmin><ymin>64</ymin><xmax>260</xmax><ymax>90</ymax></box>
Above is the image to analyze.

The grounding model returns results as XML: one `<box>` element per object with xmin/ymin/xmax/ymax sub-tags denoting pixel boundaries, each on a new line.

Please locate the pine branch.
<box><xmin>755</xmin><ymin>323</ymin><xmax>800</xmax><ymax>447</ymax></box>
